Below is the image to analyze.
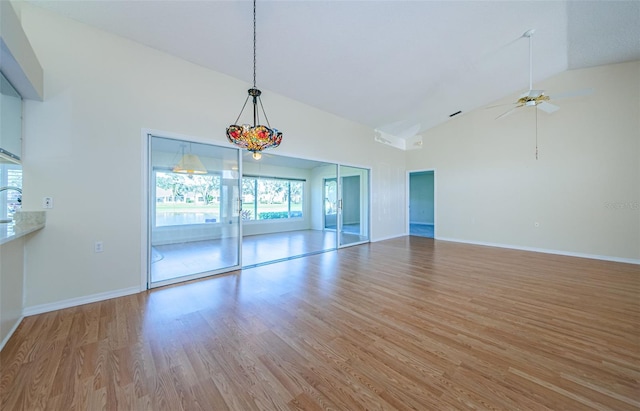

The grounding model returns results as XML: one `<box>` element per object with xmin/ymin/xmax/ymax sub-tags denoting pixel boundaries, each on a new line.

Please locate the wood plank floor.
<box><xmin>2</xmin><ymin>237</ymin><xmax>639</xmax><ymax>410</ymax></box>
<box><xmin>152</xmin><ymin>229</ymin><xmax>366</xmax><ymax>283</ymax></box>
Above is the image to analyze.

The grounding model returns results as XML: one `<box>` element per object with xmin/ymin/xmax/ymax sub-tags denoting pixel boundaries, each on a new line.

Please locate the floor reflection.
<box><xmin>151</xmin><ymin>229</ymin><xmax>341</xmax><ymax>283</ymax></box>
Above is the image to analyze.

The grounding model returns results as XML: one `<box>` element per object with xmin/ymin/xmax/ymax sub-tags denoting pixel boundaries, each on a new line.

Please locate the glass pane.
<box><xmin>241</xmin><ymin>177</ymin><xmax>256</xmax><ymax>220</ymax></box>
<box><xmin>240</xmin><ymin>153</ymin><xmax>336</xmax><ymax>267</ymax></box>
<box><xmin>257</xmin><ymin>178</ymin><xmax>289</xmax><ymax>219</ymax></box>
<box><xmin>149</xmin><ymin>136</ymin><xmax>240</xmax><ymax>286</ymax></box>
<box><xmin>324</xmin><ymin>178</ymin><xmax>337</xmax><ymax>230</ymax></box>
<box><xmin>155</xmin><ymin>172</ymin><xmax>220</xmax><ymax>226</ymax></box>
<box><xmin>290</xmin><ymin>181</ymin><xmax>303</xmax><ymax>218</ymax></box>
<box><xmin>339</xmin><ymin>165</ymin><xmax>369</xmax><ymax>246</ymax></box>
<box><xmin>0</xmin><ymin>72</ymin><xmax>22</xmax><ymax>160</ymax></box>
<box><xmin>0</xmin><ymin>164</ymin><xmax>22</xmax><ymax>221</ymax></box>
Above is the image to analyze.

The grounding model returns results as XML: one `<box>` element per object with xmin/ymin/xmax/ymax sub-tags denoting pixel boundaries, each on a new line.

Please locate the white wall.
<box><xmin>18</xmin><ymin>5</ymin><xmax>406</xmax><ymax>310</ymax></box>
<box><xmin>22</xmin><ymin>3</ymin><xmax>634</xmax><ymax>314</ymax></box>
<box><xmin>406</xmin><ymin>61</ymin><xmax>640</xmax><ymax>262</ymax></box>
<box><xmin>0</xmin><ymin>236</ymin><xmax>25</xmax><ymax>349</ymax></box>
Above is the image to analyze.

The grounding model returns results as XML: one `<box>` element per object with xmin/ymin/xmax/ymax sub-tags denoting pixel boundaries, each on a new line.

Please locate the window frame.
<box><xmin>241</xmin><ymin>175</ymin><xmax>305</xmax><ymax>222</ymax></box>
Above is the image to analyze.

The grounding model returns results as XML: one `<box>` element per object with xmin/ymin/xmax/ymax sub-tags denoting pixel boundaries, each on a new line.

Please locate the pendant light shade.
<box><xmin>173</xmin><ymin>145</ymin><xmax>207</xmax><ymax>174</ymax></box>
<box><xmin>226</xmin><ymin>0</ymin><xmax>282</xmax><ymax>158</ymax></box>
<box><xmin>227</xmin><ymin>122</ymin><xmax>282</xmax><ymax>154</ymax></box>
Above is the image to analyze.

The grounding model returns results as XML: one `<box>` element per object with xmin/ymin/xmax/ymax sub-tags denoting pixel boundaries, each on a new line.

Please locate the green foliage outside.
<box><xmin>258</xmin><ymin>211</ymin><xmax>303</xmax><ymax>220</ymax></box>
<box><xmin>155</xmin><ymin>172</ymin><xmax>303</xmax><ymax>222</ymax></box>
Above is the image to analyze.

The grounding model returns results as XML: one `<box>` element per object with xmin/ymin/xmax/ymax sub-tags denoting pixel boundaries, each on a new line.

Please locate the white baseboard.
<box><xmin>372</xmin><ymin>233</ymin><xmax>407</xmax><ymax>243</ymax></box>
<box><xmin>23</xmin><ymin>286</ymin><xmax>142</xmax><ymax>317</ymax></box>
<box><xmin>436</xmin><ymin>237</ymin><xmax>640</xmax><ymax>265</ymax></box>
<box><xmin>0</xmin><ymin>315</ymin><xmax>25</xmax><ymax>352</ymax></box>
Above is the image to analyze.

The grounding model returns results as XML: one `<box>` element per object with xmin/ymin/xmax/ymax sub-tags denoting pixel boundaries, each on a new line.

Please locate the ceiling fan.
<box><xmin>491</xmin><ymin>29</ymin><xmax>593</xmax><ymax>159</ymax></box>
<box><xmin>494</xmin><ymin>29</ymin><xmax>592</xmax><ymax>120</ymax></box>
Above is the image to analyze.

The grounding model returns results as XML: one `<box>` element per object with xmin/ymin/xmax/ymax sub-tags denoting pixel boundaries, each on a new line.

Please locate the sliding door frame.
<box><xmin>337</xmin><ymin>164</ymin><xmax>371</xmax><ymax>248</ymax></box>
<box><xmin>142</xmin><ymin>130</ymin><xmax>242</xmax><ymax>290</ymax></box>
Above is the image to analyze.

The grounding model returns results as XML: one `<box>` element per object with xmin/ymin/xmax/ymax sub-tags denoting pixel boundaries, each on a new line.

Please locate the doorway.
<box><xmin>408</xmin><ymin>170</ymin><xmax>435</xmax><ymax>238</ymax></box>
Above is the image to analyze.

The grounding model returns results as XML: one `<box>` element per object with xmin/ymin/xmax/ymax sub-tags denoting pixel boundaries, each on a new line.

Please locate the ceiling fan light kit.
<box><xmin>496</xmin><ymin>29</ymin><xmax>560</xmax><ymax>118</ymax></box>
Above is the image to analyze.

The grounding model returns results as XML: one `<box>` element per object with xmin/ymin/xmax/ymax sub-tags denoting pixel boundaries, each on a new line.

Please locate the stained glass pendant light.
<box><xmin>226</xmin><ymin>0</ymin><xmax>282</xmax><ymax>160</ymax></box>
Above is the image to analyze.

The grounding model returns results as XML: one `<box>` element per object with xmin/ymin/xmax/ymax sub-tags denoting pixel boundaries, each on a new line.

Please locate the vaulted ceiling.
<box><xmin>28</xmin><ymin>1</ymin><xmax>640</xmax><ymax>140</ymax></box>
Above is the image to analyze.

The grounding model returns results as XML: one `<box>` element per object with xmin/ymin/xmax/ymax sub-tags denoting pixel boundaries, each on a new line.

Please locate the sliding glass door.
<box><xmin>148</xmin><ymin>135</ymin><xmax>241</xmax><ymax>288</ymax></box>
<box><xmin>338</xmin><ymin>165</ymin><xmax>370</xmax><ymax>247</ymax></box>
<box><xmin>146</xmin><ymin>141</ymin><xmax>369</xmax><ymax>285</ymax></box>
<box><xmin>324</xmin><ymin>177</ymin><xmax>337</xmax><ymax>230</ymax></box>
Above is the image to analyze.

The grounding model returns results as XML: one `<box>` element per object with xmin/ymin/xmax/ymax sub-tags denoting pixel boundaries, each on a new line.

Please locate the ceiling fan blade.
<box><xmin>485</xmin><ymin>102</ymin><xmax>517</xmax><ymax>110</ymax></box>
<box><xmin>537</xmin><ymin>101</ymin><xmax>559</xmax><ymax>114</ymax></box>
<box><xmin>548</xmin><ymin>88</ymin><xmax>594</xmax><ymax>100</ymax></box>
<box><xmin>496</xmin><ymin>105</ymin><xmax>521</xmax><ymax>119</ymax></box>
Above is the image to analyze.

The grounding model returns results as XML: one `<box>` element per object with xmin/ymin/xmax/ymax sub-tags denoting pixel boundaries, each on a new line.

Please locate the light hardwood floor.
<box><xmin>151</xmin><ymin>229</ymin><xmax>366</xmax><ymax>283</ymax></box>
<box><xmin>2</xmin><ymin>237</ymin><xmax>639</xmax><ymax>410</ymax></box>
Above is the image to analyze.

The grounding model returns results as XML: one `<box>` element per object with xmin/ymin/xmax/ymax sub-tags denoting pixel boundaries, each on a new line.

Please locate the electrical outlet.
<box><xmin>43</xmin><ymin>197</ymin><xmax>53</xmax><ymax>209</ymax></box>
<box><xmin>94</xmin><ymin>241</ymin><xmax>104</xmax><ymax>253</ymax></box>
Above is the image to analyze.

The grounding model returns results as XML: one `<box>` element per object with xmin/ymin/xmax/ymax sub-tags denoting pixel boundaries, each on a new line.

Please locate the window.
<box><xmin>154</xmin><ymin>170</ymin><xmax>221</xmax><ymax>227</ymax></box>
<box><xmin>241</xmin><ymin>176</ymin><xmax>304</xmax><ymax>220</ymax></box>
<box><xmin>0</xmin><ymin>164</ymin><xmax>22</xmax><ymax>221</ymax></box>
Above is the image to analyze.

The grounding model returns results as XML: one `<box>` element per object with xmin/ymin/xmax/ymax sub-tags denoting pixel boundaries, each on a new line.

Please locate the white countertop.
<box><xmin>0</xmin><ymin>211</ymin><xmax>46</xmax><ymax>245</ymax></box>
<box><xmin>0</xmin><ymin>221</ymin><xmax>45</xmax><ymax>245</ymax></box>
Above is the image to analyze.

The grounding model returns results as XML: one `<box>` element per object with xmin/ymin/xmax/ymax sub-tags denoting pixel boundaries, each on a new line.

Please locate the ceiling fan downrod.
<box><xmin>523</xmin><ymin>29</ymin><xmax>536</xmax><ymax>91</ymax></box>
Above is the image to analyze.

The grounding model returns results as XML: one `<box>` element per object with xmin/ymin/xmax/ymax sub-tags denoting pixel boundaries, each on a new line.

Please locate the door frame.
<box><xmin>323</xmin><ymin>177</ymin><xmax>338</xmax><ymax>232</ymax></box>
<box><xmin>407</xmin><ymin>168</ymin><xmax>436</xmax><ymax>238</ymax></box>
<box><xmin>338</xmin><ymin>164</ymin><xmax>371</xmax><ymax>248</ymax></box>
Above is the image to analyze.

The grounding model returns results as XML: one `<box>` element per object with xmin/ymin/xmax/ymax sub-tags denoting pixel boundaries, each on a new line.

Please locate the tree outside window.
<box><xmin>241</xmin><ymin>177</ymin><xmax>303</xmax><ymax>220</ymax></box>
<box><xmin>155</xmin><ymin>171</ymin><xmax>221</xmax><ymax>226</ymax></box>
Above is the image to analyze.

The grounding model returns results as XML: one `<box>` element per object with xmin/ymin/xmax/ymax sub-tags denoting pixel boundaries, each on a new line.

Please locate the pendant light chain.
<box><xmin>225</xmin><ymin>0</ymin><xmax>283</xmax><ymax>156</ymax></box>
<box><xmin>253</xmin><ymin>0</ymin><xmax>257</xmax><ymax>89</ymax></box>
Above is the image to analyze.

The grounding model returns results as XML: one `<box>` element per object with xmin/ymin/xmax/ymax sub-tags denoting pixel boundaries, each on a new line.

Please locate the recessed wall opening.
<box><xmin>146</xmin><ymin>134</ymin><xmax>370</xmax><ymax>288</ymax></box>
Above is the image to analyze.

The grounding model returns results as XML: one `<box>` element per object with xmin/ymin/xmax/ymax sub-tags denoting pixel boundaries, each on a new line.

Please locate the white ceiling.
<box><xmin>27</xmin><ymin>0</ymin><xmax>640</xmax><ymax>139</ymax></box>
